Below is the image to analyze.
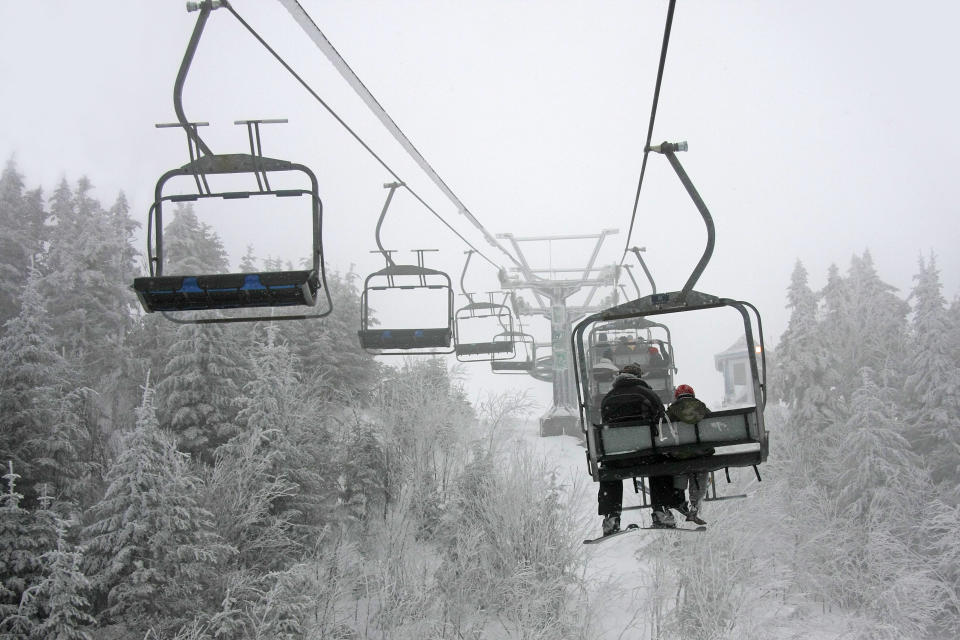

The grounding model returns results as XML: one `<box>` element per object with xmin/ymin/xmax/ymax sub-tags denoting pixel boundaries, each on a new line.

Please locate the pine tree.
<box><xmin>31</xmin><ymin>526</ymin><xmax>96</xmax><ymax>640</ymax></box>
<box><xmin>903</xmin><ymin>254</ymin><xmax>960</xmax><ymax>492</ymax></box>
<box><xmin>280</xmin><ymin>269</ymin><xmax>378</xmax><ymax>403</ymax></box>
<box><xmin>41</xmin><ymin>179</ymin><xmax>140</xmax><ymax>389</ymax></box>
<box><xmin>0</xmin><ymin>463</ymin><xmax>45</xmax><ymax>636</ymax></box>
<box><xmin>0</xmin><ymin>267</ymin><xmax>85</xmax><ymax>501</ymax></box>
<box><xmin>83</xmin><ymin>383</ymin><xmax>224</xmax><ymax>633</ymax></box>
<box><xmin>155</xmin><ymin>204</ymin><xmax>244</xmax><ymax>462</ymax></box>
<box><xmin>776</xmin><ymin>260</ymin><xmax>829</xmax><ymax>415</ymax></box>
<box><xmin>0</xmin><ymin>159</ymin><xmax>44</xmax><ymax>327</ymax></box>
<box><xmin>157</xmin><ymin>322</ymin><xmax>241</xmax><ymax>461</ymax></box>
<box><xmin>161</xmin><ymin>203</ymin><xmax>228</xmax><ymax>276</ymax></box>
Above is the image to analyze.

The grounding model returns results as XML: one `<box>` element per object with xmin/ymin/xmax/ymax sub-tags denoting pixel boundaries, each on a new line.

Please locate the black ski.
<box><xmin>639</xmin><ymin>525</ymin><xmax>707</xmax><ymax>532</ymax></box>
<box><xmin>583</xmin><ymin>523</ymin><xmax>640</xmax><ymax>545</ymax></box>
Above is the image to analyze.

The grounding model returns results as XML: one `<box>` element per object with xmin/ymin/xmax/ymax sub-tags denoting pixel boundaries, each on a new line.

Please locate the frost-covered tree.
<box><xmin>822</xmin><ymin>251</ymin><xmax>909</xmax><ymax>398</ymax></box>
<box><xmin>0</xmin><ymin>159</ymin><xmax>45</xmax><ymax>328</ymax></box>
<box><xmin>374</xmin><ymin>359</ymin><xmax>474</xmax><ymax>530</ymax></box>
<box><xmin>0</xmin><ymin>463</ymin><xmax>47</xmax><ymax>636</ymax></box>
<box><xmin>161</xmin><ymin>203</ymin><xmax>228</xmax><ymax>276</ymax></box>
<box><xmin>83</xmin><ymin>383</ymin><xmax>224</xmax><ymax>633</ymax></box>
<box><xmin>0</xmin><ymin>267</ymin><xmax>86</xmax><ymax>501</ymax></box>
<box><xmin>156</xmin><ymin>322</ymin><xmax>241</xmax><ymax>461</ymax></box>
<box><xmin>828</xmin><ymin>367</ymin><xmax>943</xmax><ymax>636</ymax></box>
<box><xmin>903</xmin><ymin>254</ymin><xmax>960</xmax><ymax>492</ymax></box>
<box><xmin>776</xmin><ymin>261</ymin><xmax>832</xmax><ymax>424</ymax></box>
<box><xmin>281</xmin><ymin>269</ymin><xmax>378</xmax><ymax>402</ymax></box>
<box><xmin>42</xmin><ymin>180</ymin><xmax>139</xmax><ymax>383</ymax></box>
<box><xmin>29</xmin><ymin>522</ymin><xmax>96</xmax><ymax>640</ymax></box>
<box><xmin>154</xmin><ymin>205</ymin><xmax>244</xmax><ymax>462</ymax></box>
<box><xmin>231</xmin><ymin>324</ymin><xmax>333</xmax><ymax>536</ymax></box>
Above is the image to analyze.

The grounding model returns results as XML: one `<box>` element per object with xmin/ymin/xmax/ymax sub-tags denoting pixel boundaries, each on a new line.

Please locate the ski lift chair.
<box><xmin>574</xmin><ymin>291</ymin><xmax>768</xmax><ymax>489</ymax></box>
<box><xmin>490</xmin><ymin>330</ymin><xmax>537</xmax><ymax>373</ymax></box>
<box><xmin>358</xmin><ymin>251</ymin><xmax>455</xmax><ymax>355</ymax></box>
<box><xmin>133</xmin><ymin>4</ymin><xmax>333</xmax><ymax>323</ymax></box>
<box><xmin>572</xmin><ymin>139</ymin><xmax>768</xmax><ymax>502</ymax></box>
<box><xmin>454</xmin><ymin>296</ymin><xmax>516</xmax><ymax>362</ymax></box>
<box><xmin>132</xmin><ymin>146</ymin><xmax>332</xmax><ymax>324</ymax></box>
<box><xmin>357</xmin><ymin>182</ymin><xmax>457</xmax><ymax>355</ymax></box>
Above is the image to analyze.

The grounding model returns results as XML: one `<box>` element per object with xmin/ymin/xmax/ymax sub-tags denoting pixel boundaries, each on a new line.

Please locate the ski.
<box><xmin>583</xmin><ymin>523</ymin><xmax>640</xmax><ymax>545</ymax></box>
<box><xmin>639</xmin><ymin>525</ymin><xmax>707</xmax><ymax>532</ymax></box>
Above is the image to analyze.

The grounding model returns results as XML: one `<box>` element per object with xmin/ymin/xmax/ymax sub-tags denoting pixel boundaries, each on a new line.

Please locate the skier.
<box><xmin>597</xmin><ymin>363</ymin><xmax>672</xmax><ymax>535</ymax></box>
<box><xmin>667</xmin><ymin>384</ymin><xmax>712</xmax><ymax>526</ymax></box>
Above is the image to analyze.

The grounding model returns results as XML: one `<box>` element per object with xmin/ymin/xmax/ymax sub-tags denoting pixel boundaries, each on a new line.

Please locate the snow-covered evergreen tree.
<box><xmin>41</xmin><ymin>179</ymin><xmax>140</xmax><ymax>386</ymax></box>
<box><xmin>0</xmin><ymin>463</ymin><xmax>45</xmax><ymax>636</ymax></box>
<box><xmin>30</xmin><ymin>520</ymin><xmax>96</xmax><ymax>640</ymax></box>
<box><xmin>0</xmin><ymin>267</ymin><xmax>86</xmax><ymax>501</ymax></box>
<box><xmin>155</xmin><ymin>204</ymin><xmax>244</xmax><ymax>462</ymax></box>
<box><xmin>160</xmin><ymin>203</ymin><xmax>228</xmax><ymax>276</ymax></box>
<box><xmin>156</xmin><ymin>322</ymin><xmax>241</xmax><ymax>461</ymax></box>
<box><xmin>82</xmin><ymin>383</ymin><xmax>224</xmax><ymax>633</ymax></box>
<box><xmin>281</xmin><ymin>269</ymin><xmax>378</xmax><ymax>402</ymax></box>
<box><xmin>0</xmin><ymin>159</ymin><xmax>45</xmax><ymax>328</ymax></box>
<box><xmin>903</xmin><ymin>253</ymin><xmax>960</xmax><ymax>494</ymax></box>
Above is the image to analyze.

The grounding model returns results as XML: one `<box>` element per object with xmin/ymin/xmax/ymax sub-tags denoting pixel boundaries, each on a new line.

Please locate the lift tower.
<box><xmin>497</xmin><ymin>231</ymin><xmax>621</xmax><ymax>437</ymax></box>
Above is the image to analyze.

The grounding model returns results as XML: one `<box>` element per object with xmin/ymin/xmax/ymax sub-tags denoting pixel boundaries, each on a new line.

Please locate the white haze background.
<box><xmin>2</xmin><ymin>1</ymin><xmax>958</xmax><ymax>405</ymax></box>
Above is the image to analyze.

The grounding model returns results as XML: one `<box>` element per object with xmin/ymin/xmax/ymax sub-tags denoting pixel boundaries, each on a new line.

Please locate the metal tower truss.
<box><xmin>495</xmin><ymin>231</ymin><xmax>621</xmax><ymax>438</ymax></box>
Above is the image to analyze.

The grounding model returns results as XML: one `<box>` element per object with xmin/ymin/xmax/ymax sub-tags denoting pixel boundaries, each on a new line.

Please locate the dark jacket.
<box><xmin>600</xmin><ymin>374</ymin><xmax>665</xmax><ymax>425</ymax></box>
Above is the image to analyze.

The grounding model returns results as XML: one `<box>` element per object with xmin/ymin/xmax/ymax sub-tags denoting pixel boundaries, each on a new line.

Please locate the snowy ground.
<box><xmin>506</xmin><ymin>422</ymin><xmax>659</xmax><ymax>639</ymax></box>
<box><xmin>510</xmin><ymin>420</ymin><xmax>859</xmax><ymax>640</ymax></box>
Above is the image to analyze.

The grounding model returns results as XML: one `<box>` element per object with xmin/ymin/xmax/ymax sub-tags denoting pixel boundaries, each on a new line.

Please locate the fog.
<box><xmin>2</xmin><ymin>0</ymin><xmax>958</xmax><ymax>407</ymax></box>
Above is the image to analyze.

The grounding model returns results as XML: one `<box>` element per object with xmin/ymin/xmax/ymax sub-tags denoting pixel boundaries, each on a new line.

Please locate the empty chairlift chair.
<box><xmin>490</xmin><ymin>330</ymin><xmax>537</xmax><ymax>373</ymax></box>
<box><xmin>454</xmin><ymin>295</ymin><xmax>516</xmax><ymax>362</ymax></box>
<box><xmin>358</xmin><ymin>250</ymin><xmax>456</xmax><ymax>355</ymax></box>
<box><xmin>133</xmin><ymin>136</ymin><xmax>332</xmax><ymax>324</ymax></box>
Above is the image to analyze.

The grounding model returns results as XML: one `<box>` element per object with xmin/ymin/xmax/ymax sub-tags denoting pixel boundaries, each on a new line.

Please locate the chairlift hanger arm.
<box><xmin>178</xmin><ymin>1</ymin><xmax>225</xmax><ymax>157</ymax></box>
<box><xmin>628</xmin><ymin>246</ymin><xmax>657</xmax><ymax>295</ymax></box>
<box><xmin>459</xmin><ymin>250</ymin><xmax>476</xmax><ymax>304</ymax></box>
<box><xmin>374</xmin><ymin>182</ymin><xmax>403</xmax><ymax>267</ymax></box>
<box><xmin>647</xmin><ymin>142</ymin><xmax>715</xmax><ymax>303</ymax></box>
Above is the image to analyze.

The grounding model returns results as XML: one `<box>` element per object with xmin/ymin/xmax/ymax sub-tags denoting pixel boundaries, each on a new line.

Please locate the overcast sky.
<box><xmin>2</xmin><ymin>1</ymin><xmax>958</xmax><ymax>407</ymax></box>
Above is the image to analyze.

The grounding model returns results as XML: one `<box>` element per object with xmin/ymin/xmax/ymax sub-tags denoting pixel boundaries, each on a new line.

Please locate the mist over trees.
<box><xmin>1</xmin><ymin>159</ymin><xmax>958</xmax><ymax>638</ymax></box>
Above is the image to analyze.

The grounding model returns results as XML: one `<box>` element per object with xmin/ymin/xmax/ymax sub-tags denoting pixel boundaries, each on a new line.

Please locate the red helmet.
<box><xmin>674</xmin><ymin>384</ymin><xmax>695</xmax><ymax>399</ymax></box>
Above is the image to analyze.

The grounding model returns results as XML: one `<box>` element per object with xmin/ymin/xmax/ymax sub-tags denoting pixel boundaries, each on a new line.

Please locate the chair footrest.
<box><xmin>133</xmin><ymin>270</ymin><xmax>318</xmax><ymax>312</ymax></box>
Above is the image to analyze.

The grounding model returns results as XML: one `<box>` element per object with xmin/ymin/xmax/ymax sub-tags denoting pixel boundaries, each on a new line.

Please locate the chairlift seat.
<box><xmin>134</xmin><ymin>269</ymin><xmax>318</xmax><ymax>312</ymax></box>
<box><xmin>455</xmin><ymin>341</ymin><xmax>515</xmax><ymax>356</ymax></box>
<box><xmin>595</xmin><ymin>406</ymin><xmax>764</xmax><ymax>479</ymax></box>
<box><xmin>491</xmin><ymin>360</ymin><xmax>534</xmax><ymax>372</ymax></box>
<box><xmin>357</xmin><ymin>327</ymin><xmax>451</xmax><ymax>351</ymax></box>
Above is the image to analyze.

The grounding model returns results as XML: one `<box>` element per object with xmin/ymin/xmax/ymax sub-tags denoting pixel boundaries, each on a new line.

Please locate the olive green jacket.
<box><xmin>667</xmin><ymin>396</ymin><xmax>709</xmax><ymax>424</ymax></box>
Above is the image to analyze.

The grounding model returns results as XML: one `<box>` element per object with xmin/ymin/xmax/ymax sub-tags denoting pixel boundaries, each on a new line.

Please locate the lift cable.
<box><xmin>276</xmin><ymin>0</ymin><xmax>524</xmax><ymax>272</ymax></box>
<box><xmin>219</xmin><ymin>1</ymin><xmax>508</xmax><ymax>271</ymax></box>
<box><xmin>619</xmin><ymin>0</ymin><xmax>677</xmax><ymax>268</ymax></box>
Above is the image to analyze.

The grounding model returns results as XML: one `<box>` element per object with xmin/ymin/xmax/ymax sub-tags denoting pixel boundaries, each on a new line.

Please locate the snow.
<box><xmin>510</xmin><ymin>420</ymin><xmax>866</xmax><ymax>640</ymax></box>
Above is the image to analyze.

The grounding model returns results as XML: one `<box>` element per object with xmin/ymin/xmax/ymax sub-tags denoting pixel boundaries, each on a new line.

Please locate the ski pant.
<box><xmin>675</xmin><ymin>471</ymin><xmax>709</xmax><ymax>511</ymax></box>
<box><xmin>598</xmin><ymin>474</ymin><xmax>685</xmax><ymax>516</ymax></box>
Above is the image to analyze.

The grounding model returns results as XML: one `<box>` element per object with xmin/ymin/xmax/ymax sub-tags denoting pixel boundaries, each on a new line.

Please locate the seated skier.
<box><xmin>667</xmin><ymin>384</ymin><xmax>712</xmax><ymax>526</ymax></box>
<box><xmin>597</xmin><ymin>363</ymin><xmax>669</xmax><ymax>535</ymax></box>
